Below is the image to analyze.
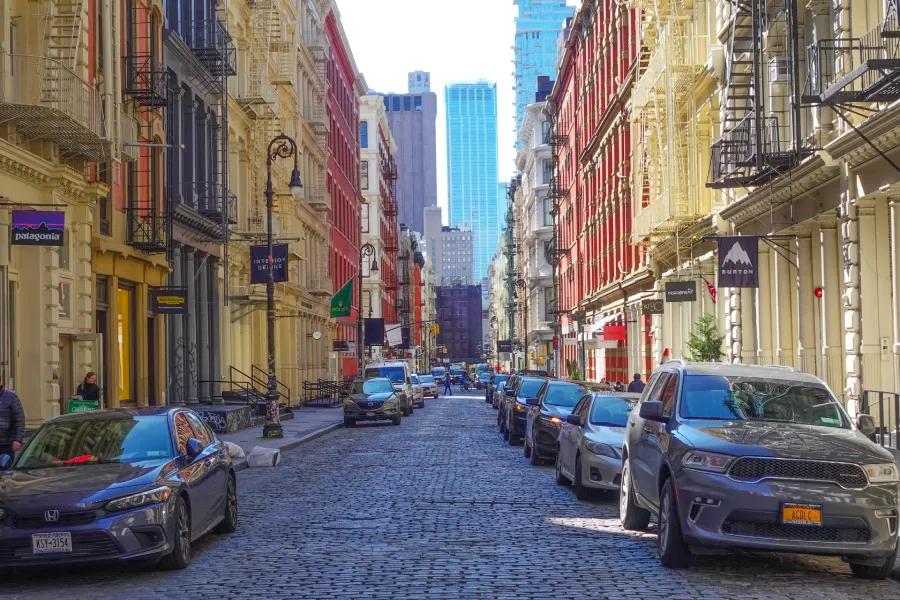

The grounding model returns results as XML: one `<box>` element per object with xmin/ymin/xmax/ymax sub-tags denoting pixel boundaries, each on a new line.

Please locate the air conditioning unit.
<box><xmin>768</xmin><ymin>56</ymin><xmax>790</xmax><ymax>85</ymax></box>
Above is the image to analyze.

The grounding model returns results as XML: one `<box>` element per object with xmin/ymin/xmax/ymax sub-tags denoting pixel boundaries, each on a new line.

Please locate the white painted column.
<box><xmin>842</xmin><ymin>172</ymin><xmax>862</xmax><ymax>414</ymax></box>
<box><xmin>727</xmin><ymin>287</ymin><xmax>740</xmax><ymax>363</ymax></box>
<box><xmin>820</xmin><ymin>218</ymin><xmax>844</xmax><ymax>397</ymax></box>
<box><xmin>890</xmin><ymin>195</ymin><xmax>900</xmax><ymax>395</ymax></box>
<box><xmin>756</xmin><ymin>244</ymin><xmax>774</xmax><ymax>365</ymax></box>
<box><xmin>797</xmin><ymin>233</ymin><xmax>818</xmax><ymax>374</ymax></box>
<box><xmin>774</xmin><ymin>241</ymin><xmax>795</xmax><ymax>366</ymax></box>
<box><xmin>740</xmin><ymin>285</ymin><xmax>757</xmax><ymax>364</ymax></box>
<box><xmin>857</xmin><ymin>198</ymin><xmax>888</xmax><ymax>399</ymax></box>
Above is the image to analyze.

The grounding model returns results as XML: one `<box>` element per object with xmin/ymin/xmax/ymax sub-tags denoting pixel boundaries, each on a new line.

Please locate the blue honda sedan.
<box><xmin>0</xmin><ymin>407</ymin><xmax>237</xmax><ymax>570</ymax></box>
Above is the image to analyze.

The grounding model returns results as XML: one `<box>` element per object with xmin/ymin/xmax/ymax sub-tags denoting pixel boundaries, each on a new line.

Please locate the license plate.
<box><xmin>366</xmin><ymin>412</ymin><xmax>375</xmax><ymax>417</ymax></box>
<box><xmin>32</xmin><ymin>532</ymin><xmax>72</xmax><ymax>554</ymax></box>
<box><xmin>782</xmin><ymin>503</ymin><xmax>822</xmax><ymax>526</ymax></box>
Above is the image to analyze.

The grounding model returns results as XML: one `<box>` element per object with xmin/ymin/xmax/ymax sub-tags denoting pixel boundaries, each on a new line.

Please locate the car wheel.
<box><xmin>657</xmin><ymin>478</ymin><xmax>693</xmax><ymax>568</ymax></box>
<box><xmin>502</xmin><ymin>420</ymin><xmax>510</xmax><ymax>441</ymax></box>
<box><xmin>555</xmin><ymin>452</ymin><xmax>569</xmax><ymax>485</ymax></box>
<box><xmin>392</xmin><ymin>413</ymin><xmax>402</xmax><ymax>426</ymax></box>
<box><xmin>159</xmin><ymin>495</ymin><xmax>191</xmax><ymax>570</ymax></box>
<box><xmin>507</xmin><ymin>425</ymin><xmax>519</xmax><ymax>446</ymax></box>
<box><xmin>523</xmin><ymin>437</ymin><xmax>531</xmax><ymax>458</ymax></box>
<box><xmin>573</xmin><ymin>454</ymin><xmax>592</xmax><ymax>501</ymax></box>
<box><xmin>849</xmin><ymin>540</ymin><xmax>899</xmax><ymax>579</ymax></box>
<box><xmin>213</xmin><ymin>474</ymin><xmax>238</xmax><ymax>534</ymax></box>
<box><xmin>343</xmin><ymin>416</ymin><xmax>356</xmax><ymax>428</ymax></box>
<box><xmin>620</xmin><ymin>458</ymin><xmax>651</xmax><ymax>531</ymax></box>
<box><xmin>529</xmin><ymin>434</ymin><xmax>543</xmax><ymax>466</ymax></box>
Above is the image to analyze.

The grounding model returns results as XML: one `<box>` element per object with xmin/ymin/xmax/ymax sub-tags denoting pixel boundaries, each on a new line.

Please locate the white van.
<box><xmin>364</xmin><ymin>361</ymin><xmax>414</xmax><ymax>416</ymax></box>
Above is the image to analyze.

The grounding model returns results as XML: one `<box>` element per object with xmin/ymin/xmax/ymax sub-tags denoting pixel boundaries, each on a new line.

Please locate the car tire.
<box><xmin>502</xmin><ymin>421</ymin><xmax>510</xmax><ymax>441</ymax></box>
<box><xmin>620</xmin><ymin>458</ymin><xmax>651</xmax><ymax>531</ymax></box>
<box><xmin>213</xmin><ymin>474</ymin><xmax>238</xmax><ymax>534</ymax></box>
<box><xmin>159</xmin><ymin>495</ymin><xmax>191</xmax><ymax>570</ymax></box>
<box><xmin>508</xmin><ymin>426</ymin><xmax>519</xmax><ymax>446</ymax></box>
<box><xmin>523</xmin><ymin>438</ymin><xmax>531</xmax><ymax>458</ymax></box>
<box><xmin>392</xmin><ymin>413</ymin><xmax>402</xmax><ymax>426</ymax></box>
<box><xmin>555</xmin><ymin>452</ymin><xmax>569</xmax><ymax>485</ymax></box>
<box><xmin>573</xmin><ymin>454</ymin><xmax>593</xmax><ymax>501</ymax></box>
<box><xmin>657</xmin><ymin>478</ymin><xmax>693</xmax><ymax>568</ymax></box>
<box><xmin>529</xmin><ymin>435</ymin><xmax>543</xmax><ymax>466</ymax></box>
<box><xmin>344</xmin><ymin>417</ymin><xmax>356</xmax><ymax>428</ymax></box>
<box><xmin>849</xmin><ymin>541</ymin><xmax>899</xmax><ymax>579</ymax></box>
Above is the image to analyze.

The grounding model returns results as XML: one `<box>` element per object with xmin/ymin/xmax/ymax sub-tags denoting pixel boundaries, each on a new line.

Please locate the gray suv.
<box><xmin>620</xmin><ymin>361</ymin><xmax>899</xmax><ymax>578</ymax></box>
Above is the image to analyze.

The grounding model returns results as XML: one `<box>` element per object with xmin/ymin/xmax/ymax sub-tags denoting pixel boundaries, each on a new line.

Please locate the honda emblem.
<box><xmin>44</xmin><ymin>510</ymin><xmax>59</xmax><ymax>522</ymax></box>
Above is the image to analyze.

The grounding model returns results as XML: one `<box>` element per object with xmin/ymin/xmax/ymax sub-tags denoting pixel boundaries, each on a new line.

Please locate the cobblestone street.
<box><xmin>2</xmin><ymin>391</ymin><xmax>899</xmax><ymax>600</ymax></box>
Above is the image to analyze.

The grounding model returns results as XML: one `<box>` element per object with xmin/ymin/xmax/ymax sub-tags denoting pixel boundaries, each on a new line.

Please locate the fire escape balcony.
<box><xmin>708</xmin><ymin>111</ymin><xmax>796</xmax><ymax>189</ymax></box>
<box><xmin>123</xmin><ymin>54</ymin><xmax>168</xmax><ymax>107</ymax></box>
<box><xmin>0</xmin><ymin>53</ymin><xmax>111</xmax><ymax>162</ymax></box>
<box><xmin>126</xmin><ymin>206</ymin><xmax>168</xmax><ymax>254</ymax></box>
<box><xmin>272</xmin><ymin>51</ymin><xmax>297</xmax><ymax>87</ymax></box>
<box><xmin>188</xmin><ymin>19</ymin><xmax>237</xmax><ymax>78</ymax></box>
<box><xmin>119</xmin><ymin>110</ymin><xmax>140</xmax><ymax>162</ymax></box>
<box><xmin>236</xmin><ymin>72</ymin><xmax>279</xmax><ymax>119</ymax></box>
<box><xmin>802</xmin><ymin>7</ymin><xmax>900</xmax><ymax>105</ymax></box>
<box><xmin>194</xmin><ymin>182</ymin><xmax>238</xmax><ymax>225</ymax></box>
<box><xmin>308</xmin><ymin>264</ymin><xmax>333</xmax><ymax>297</ymax></box>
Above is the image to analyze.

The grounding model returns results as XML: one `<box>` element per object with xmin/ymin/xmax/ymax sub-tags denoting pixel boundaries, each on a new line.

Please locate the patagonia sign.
<box><xmin>665</xmin><ymin>281</ymin><xmax>697</xmax><ymax>303</ymax></box>
<box><xmin>717</xmin><ymin>236</ymin><xmax>759</xmax><ymax>288</ymax></box>
<box><xmin>11</xmin><ymin>210</ymin><xmax>65</xmax><ymax>246</ymax></box>
<box><xmin>150</xmin><ymin>287</ymin><xmax>189</xmax><ymax>315</ymax></box>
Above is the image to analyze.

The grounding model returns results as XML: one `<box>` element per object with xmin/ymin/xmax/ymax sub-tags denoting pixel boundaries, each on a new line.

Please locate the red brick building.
<box><xmin>548</xmin><ymin>1</ymin><xmax>653</xmax><ymax>382</ymax></box>
<box><xmin>324</xmin><ymin>11</ymin><xmax>366</xmax><ymax>376</ymax></box>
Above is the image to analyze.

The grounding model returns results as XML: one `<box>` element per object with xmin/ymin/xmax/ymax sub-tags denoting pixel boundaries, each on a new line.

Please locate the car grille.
<box><xmin>356</xmin><ymin>401</ymin><xmax>384</xmax><ymax>409</ymax></box>
<box><xmin>10</xmin><ymin>511</ymin><xmax>97</xmax><ymax>529</ymax></box>
<box><xmin>722</xmin><ymin>520</ymin><xmax>870</xmax><ymax>543</ymax></box>
<box><xmin>728</xmin><ymin>457</ymin><xmax>868</xmax><ymax>488</ymax></box>
<box><xmin>0</xmin><ymin>532</ymin><xmax>120</xmax><ymax>561</ymax></box>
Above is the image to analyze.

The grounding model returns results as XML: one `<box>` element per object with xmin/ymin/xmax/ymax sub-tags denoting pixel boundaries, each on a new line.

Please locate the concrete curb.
<box><xmin>232</xmin><ymin>421</ymin><xmax>344</xmax><ymax>473</ymax></box>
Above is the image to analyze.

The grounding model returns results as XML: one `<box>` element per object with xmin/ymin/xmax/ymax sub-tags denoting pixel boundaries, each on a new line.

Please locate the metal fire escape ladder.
<box><xmin>42</xmin><ymin>0</ymin><xmax>85</xmax><ymax>73</ymax></box>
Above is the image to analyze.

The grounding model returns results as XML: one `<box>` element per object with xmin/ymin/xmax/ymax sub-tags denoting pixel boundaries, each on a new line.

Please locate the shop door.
<box><xmin>58</xmin><ymin>335</ymin><xmax>74</xmax><ymax>414</ymax></box>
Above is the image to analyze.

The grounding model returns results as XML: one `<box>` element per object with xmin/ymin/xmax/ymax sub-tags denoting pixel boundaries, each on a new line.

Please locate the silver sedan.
<box><xmin>555</xmin><ymin>392</ymin><xmax>640</xmax><ymax>499</ymax></box>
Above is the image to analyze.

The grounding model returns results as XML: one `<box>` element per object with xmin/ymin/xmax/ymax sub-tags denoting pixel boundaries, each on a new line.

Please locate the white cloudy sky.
<box><xmin>336</xmin><ymin>0</ymin><xmax>520</xmax><ymax>222</ymax></box>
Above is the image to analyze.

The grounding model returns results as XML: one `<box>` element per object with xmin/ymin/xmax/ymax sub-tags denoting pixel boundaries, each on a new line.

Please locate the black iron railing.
<box><xmin>860</xmin><ymin>389</ymin><xmax>899</xmax><ymax>450</ymax></box>
<box><xmin>123</xmin><ymin>54</ymin><xmax>168</xmax><ymax>107</ymax></box>
<box><xmin>126</xmin><ymin>207</ymin><xmax>168</xmax><ymax>253</ymax></box>
<box><xmin>186</xmin><ymin>19</ymin><xmax>237</xmax><ymax>77</ymax></box>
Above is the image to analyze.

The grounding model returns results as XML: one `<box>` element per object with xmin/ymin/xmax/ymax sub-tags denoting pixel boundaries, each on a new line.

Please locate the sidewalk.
<box><xmin>221</xmin><ymin>406</ymin><xmax>343</xmax><ymax>471</ymax></box>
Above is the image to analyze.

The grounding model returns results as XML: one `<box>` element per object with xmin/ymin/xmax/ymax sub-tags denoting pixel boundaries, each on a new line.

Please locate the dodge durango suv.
<box><xmin>620</xmin><ymin>361</ymin><xmax>899</xmax><ymax>578</ymax></box>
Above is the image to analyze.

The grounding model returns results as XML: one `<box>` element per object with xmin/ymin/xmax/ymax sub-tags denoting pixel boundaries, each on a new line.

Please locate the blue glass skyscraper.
<box><xmin>445</xmin><ymin>80</ymin><xmax>500</xmax><ymax>282</ymax></box>
<box><xmin>514</xmin><ymin>0</ymin><xmax>574</xmax><ymax>132</ymax></box>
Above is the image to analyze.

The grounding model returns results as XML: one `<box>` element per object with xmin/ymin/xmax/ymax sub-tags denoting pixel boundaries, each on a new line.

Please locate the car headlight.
<box><xmin>541</xmin><ymin>415</ymin><xmax>563</xmax><ymax>428</ymax></box>
<box><xmin>585</xmin><ymin>441</ymin><xmax>618</xmax><ymax>458</ymax></box>
<box><xmin>683</xmin><ymin>450</ymin><xmax>734</xmax><ymax>473</ymax></box>
<box><xmin>515</xmin><ymin>403</ymin><xmax>528</xmax><ymax>412</ymax></box>
<box><xmin>863</xmin><ymin>463</ymin><xmax>900</xmax><ymax>484</ymax></box>
<box><xmin>105</xmin><ymin>486</ymin><xmax>172</xmax><ymax>512</ymax></box>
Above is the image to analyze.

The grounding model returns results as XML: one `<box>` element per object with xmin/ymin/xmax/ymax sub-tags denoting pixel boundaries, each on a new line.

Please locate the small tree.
<box><xmin>566</xmin><ymin>358</ymin><xmax>583</xmax><ymax>381</ymax></box>
<box><xmin>686</xmin><ymin>312</ymin><xmax>725</xmax><ymax>362</ymax></box>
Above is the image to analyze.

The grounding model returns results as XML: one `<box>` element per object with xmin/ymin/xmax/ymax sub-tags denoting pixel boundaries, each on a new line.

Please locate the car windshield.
<box><xmin>517</xmin><ymin>379</ymin><xmax>546</xmax><ymax>399</ymax></box>
<box><xmin>366</xmin><ymin>367</ymin><xmax>405</xmax><ymax>384</ymax></box>
<box><xmin>680</xmin><ymin>375</ymin><xmax>851</xmax><ymax>429</ymax></box>
<box><xmin>479</xmin><ymin>373</ymin><xmax>491</xmax><ymax>381</ymax></box>
<box><xmin>420</xmin><ymin>376</ymin><xmax>434</xmax><ymax>384</ymax></box>
<box><xmin>432</xmin><ymin>369</ymin><xmax>445</xmax><ymax>376</ymax></box>
<box><xmin>15</xmin><ymin>416</ymin><xmax>173</xmax><ymax>468</ymax></box>
<box><xmin>411</xmin><ymin>375</ymin><xmax>420</xmax><ymax>385</ymax></box>
<box><xmin>450</xmin><ymin>369</ymin><xmax>464</xmax><ymax>376</ymax></box>
<box><xmin>352</xmin><ymin>379</ymin><xmax>393</xmax><ymax>394</ymax></box>
<box><xmin>494</xmin><ymin>376</ymin><xmax>510</xmax><ymax>388</ymax></box>
<box><xmin>543</xmin><ymin>382</ymin><xmax>585</xmax><ymax>407</ymax></box>
<box><xmin>590</xmin><ymin>396</ymin><xmax>635</xmax><ymax>426</ymax></box>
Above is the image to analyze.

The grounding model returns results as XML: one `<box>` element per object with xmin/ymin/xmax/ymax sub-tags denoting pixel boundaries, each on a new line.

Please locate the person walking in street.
<box><xmin>0</xmin><ymin>375</ymin><xmax>25</xmax><ymax>458</ymax></box>
<box><xmin>627</xmin><ymin>373</ymin><xmax>646</xmax><ymax>394</ymax></box>
<box><xmin>75</xmin><ymin>371</ymin><xmax>101</xmax><ymax>402</ymax></box>
<box><xmin>444</xmin><ymin>376</ymin><xmax>453</xmax><ymax>396</ymax></box>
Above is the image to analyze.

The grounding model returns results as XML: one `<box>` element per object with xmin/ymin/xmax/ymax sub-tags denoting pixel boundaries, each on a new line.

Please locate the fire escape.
<box><xmin>631</xmin><ymin>0</ymin><xmax>708</xmax><ymax>244</ymax></box>
<box><xmin>383</xmin><ymin>157</ymin><xmax>401</xmax><ymax>327</ymax></box>
<box><xmin>0</xmin><ymin>0</ymin><xmax>112</xmax><ymax>162</ymax></box>
<box><xmin>307</xmin><ymin>39</ymin><xmax>330</xmax><ymax>212</ymax></box>
<box><xmin>503</xmin><ymin>190</ymin><xmax>518</xmax><ymax>344</ymax></box>
<box><xmin>546</xmin><ymin>122</ymin><xmax>568</xmax><ymax>323</ymax></box>
<box><xmin>708</xmin><ymin>0</ymin><xmax>807</xmax><ymax>188</ymax></box>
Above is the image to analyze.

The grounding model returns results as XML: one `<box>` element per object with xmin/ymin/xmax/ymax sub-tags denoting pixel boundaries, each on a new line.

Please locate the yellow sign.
<box><xmin>432</xmin><ymin>323</ymin><xmax>440</xmax><ymax>335</ymax></box>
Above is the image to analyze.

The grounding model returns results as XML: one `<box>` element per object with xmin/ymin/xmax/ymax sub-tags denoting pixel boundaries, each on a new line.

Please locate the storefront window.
<box><xmin>58</xmin><ymin>282</ymin><xmax>71</xmax><ymax>319</ymax></box>
<box><xmin>117</xmin><ymin>287</ymin><xmax>134</xmax><ymax>403</ymax></box>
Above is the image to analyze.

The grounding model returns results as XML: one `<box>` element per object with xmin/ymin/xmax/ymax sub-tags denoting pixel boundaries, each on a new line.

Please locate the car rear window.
<box><xmin>680</xmin><ymin>375</ymin><xmax>850</xmax><ymax>429</ymax></box>
<box><xmin>543</xmin><ymin>382</ymin><xmax>585</xmax><ymax>407</ymax></box>
<box><xmin>518</xmin><ymin>378</ymin><xmax>546</xmax><ymax>399</ymax></box>
<box><xmin>420</xmin><ymin>376</ymin><xmax>434</xmax><ymax>383</ymax></box>
<box><xmin>366</xmin><ymin>367</ymin><xmax>405</xmax><ymax>383</ymax></box>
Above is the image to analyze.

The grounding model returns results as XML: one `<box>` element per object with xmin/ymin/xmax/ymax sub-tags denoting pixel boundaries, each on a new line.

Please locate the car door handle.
<box><xmin>643</xmin><ymin>426</ymin><xmax>653</xmax><ymax>434</ymax></box>
<box><xmin>629</xmin><ymin>421</ymin><xmax>635</xmax><ymax>427</ymax></box>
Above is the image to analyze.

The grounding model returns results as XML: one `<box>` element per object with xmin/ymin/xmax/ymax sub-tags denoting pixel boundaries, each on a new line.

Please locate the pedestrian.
<box><xmin>614</xmin><ymin>380</ymin><xmax>625</xmax><ymax>392</ymax></box>
<box><xmin>627</xmin><ymin>373</ymin><xmax>646</xmax><ymax>394</ymax></box>
<box><xmin>0</xmin><ymin>375</ymin><xmax>25</xmax><ymax>459</ymax></box>
<box><xmin>444</xmin><ymin>376</ymin><xmax>453</xmax><ymax>396</ymax></box>
<box><xmin>74</xmin><ymin>371</ymin><xmax>101</xmax><ymax>402</ymax></box>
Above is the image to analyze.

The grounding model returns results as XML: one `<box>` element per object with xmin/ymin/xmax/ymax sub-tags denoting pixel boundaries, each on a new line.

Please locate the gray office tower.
<box><xmin>382</xmin><ymin>72</ymin><xmax>438</xmax><ymax>234</ymax></box>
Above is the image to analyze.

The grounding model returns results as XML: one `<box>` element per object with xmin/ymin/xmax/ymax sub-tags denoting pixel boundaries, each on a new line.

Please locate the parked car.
<box><xmin>494</xmin><ymin>374</ymin><xmax>521</xmax><ymax>410</ymax></box>
<box><xmin>620</xmin><ymin>361</ymin><xmax>900</xmax><ymax>577</ymax></box>
<box><xmin>364</xmin><ymin>361</ymin><xmax>414</xmax><ymax>416</ymax></box>
<box><xmin>0</xmin><ymin>407</ymin><xmax>237</xmax><ymax>570</ymax></box>
<box><xmin>431</xmin><ymin>367</ymin><xmax>447</xmax><ymax>384</ymax></box>
<box><xmin>419</xmin><ymin>375</ymin><xmax>438</xmax><ymax>398</ymax></box>
<box><xmin>475</xmin><ymin>372</ymin><xmax>492</xmax><ymax>390</ymax></box>
<box><xmin>343</xmin><ymin>378</ymin><xmax>402</xmax><ymax>426</ymax></box>
<box><xmin>501</xmin><ymin>377</ymin><xmax>549</xmax><ymax>446</ymax></box>
<box><xmin>487</xmin><ymin>374</ymin><xmax>510</xmax><ymax>405</ymax></box>
<box><xmin>410</xmin><ymin>374</ymin><xmax>426</xmax><ymax>409</ymax></box>
<box><xmin>554</xmin><ymin>392</ymin><xmax>640</xmax><ymax>498</ymax></box>
<box><xmin>523</xmin><ymin>380</ymin><xmax>586</xmax><ymax>462</ymax></box>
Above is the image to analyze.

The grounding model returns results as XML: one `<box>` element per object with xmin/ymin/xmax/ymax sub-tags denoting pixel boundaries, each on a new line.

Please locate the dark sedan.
<box><xmin>525</xmin><ymin>380</ymin><xmax>586</xmax><ymax>464</ymax></box>
<box><xmin>475</xmin><ymin>372</ymin><xmax>492</xmax><ymax>390</ymax></box>
<box><xmin>501</xmin><ymin>377</ymin><xmax>549</xmax><ymax>446</ymax></box>
<box><xmin>0</xmin><ymin>408</ymin><xmax>237</xmax><ymax>570</ymax></box>
<box><xmin>343</xmin><ymin>378</ymin><xmax>402</xmax><ymax>426</ymax></box>
<box><xmin>486</xmin><ymin>375</ymin><xmax>510</xmax><ymax>404</ymax></box>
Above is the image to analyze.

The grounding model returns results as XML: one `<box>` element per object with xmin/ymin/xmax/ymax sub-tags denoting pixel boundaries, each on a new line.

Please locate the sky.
<box><xmin>335</xmin><ymin>0</ymin><xmax>520</xmax><ymax>223</ymax></box>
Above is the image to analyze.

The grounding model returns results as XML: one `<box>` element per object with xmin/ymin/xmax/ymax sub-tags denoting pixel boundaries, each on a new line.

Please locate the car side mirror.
<box><xmin>566</xmin><ymin>414</ymin><xmax>582</xmax><ymax>426</ymax></box>
<box><xmin>0</xmin><ymin>454</ymin><xmax>12</xmax><ymax>470</ymax></box>
<box><xmin>526</xmin><ymin>397</ymin><xmax>540</xmax><ymax>406</ymax></box>
<box><xmin>639</xmin><ymin>400</ymin><xmax>669</xmax><ymax>423</ymax></box>
<box><xmin>856</xmin><ymin>413</ymin><xmax>877</xmax><ymax>436</ymax></box>
<box><xmin>185</xmin><ymin>438</ymin><xmax>204</xmax><ymax>459</ymax></box>
<box><xmin>504</xmin><ymin>387</ymin><xmax>515</xmax><ymax>395</ymax></box>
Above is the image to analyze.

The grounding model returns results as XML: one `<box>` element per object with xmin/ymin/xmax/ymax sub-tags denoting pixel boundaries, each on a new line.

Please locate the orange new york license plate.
<box><xmin>782</xmin><ymin>503</ymin><xmax>822</xmax><ymax>526</ymax></box>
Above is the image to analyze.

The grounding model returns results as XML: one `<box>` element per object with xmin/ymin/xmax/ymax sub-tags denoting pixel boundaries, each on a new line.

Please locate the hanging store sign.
<box><xmin>396</xmin><ymin>327</ymin><xmax>411</xmax><ymax>350</ymax></box>
<box><xmin>641</xmin><ymin>299</ymin><xmax>664</xmax><ymax>315</ymax></box>
<box><xmin>333</xmin><ymin>340</ymin><xmax>350</xmax><ymax>352</ymax></box>
<box><xmin>717</xmin><ymin>236</ymin><xmax>759</xmax><ymax>288</ymax></box>
<box><xmin>11</xmin><ymin>210</ymin><xmax>65</xmax><ymax>246</ymax></box>
<box><xmin>364</xmin><ymin>318</ymin><xmax>385</xmax><ymax>346</ymax></box>
<box><xmin>665</xmin><ymin>281</ymin><xmax>697</xmax><ymax>303</ymax></box>
<box><xmin>603</xmin><ymin>325</ymin><xmax>626</xmax><ymax>341</ymax></box>
<box><xmin>150</xmin><ymin>287</ymin><xmax>189</xmax><ymax>315</ymax></box>
<box><xmin>497</xmin><ymin>340</ymin><xmax>513</xmax><ymax>354</ymax></box>
<box><xmin>249</xmin><ymin>244</ymin><xmax>289</xmax><ymax>284</ymax></box>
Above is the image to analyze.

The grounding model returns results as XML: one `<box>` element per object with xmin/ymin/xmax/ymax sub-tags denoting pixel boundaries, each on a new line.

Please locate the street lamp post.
<box><xmin>357</xmin><ymin>243</ymin><xmax>378</xmax><ymax>374</ymax></box>
<box><xmin>263</xmin><ymin>134</ymin><xmax>303</xmax><ymax>439</ymax></box>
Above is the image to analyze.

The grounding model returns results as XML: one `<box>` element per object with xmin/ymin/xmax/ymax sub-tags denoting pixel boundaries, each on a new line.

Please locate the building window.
<box><xmin>414</xmin><ymin>95</ymin><xmax>422</xmax><ymax>111</ymax></box>
<box><xmin>542</xmin><ymin>158</ymin><xmax>552</xmax><ymax>184</ymax></box>
<box><xmin>360</xmin><ymin>161</ymin><xmax>368</xmax><ymax>190</ymax></box>
<box><xmin>403</xmin><ymin>96</ymin><xmax>411</xmax><ymax>111</ymax></box>
<box><xmin>117</xmin><ymin>286</ymin><xmax>135</xmax><ymax>403</ymax></box>
<box><xmin>542</xmin><ymin>121</ymin><xmax>551</xmax><ymax>144</ymax></box>
<box><xmin>543</xmin><ymin>198</ymin><xmax>553</xmax><ymax>227</ymax></box>
<box><xmin>383</xmin><ymin>96</ymin><xmax>390</xmax><ymax>111</ymax></box>
<box><xmin>360</xmin><ymin>121</ymin><xmax>368</xmax><ymax>148</ymax></box>
<box><xmin>393</xmin><ymin>96</ymin><xmax>400</xmax><ymax>111</ymax></box>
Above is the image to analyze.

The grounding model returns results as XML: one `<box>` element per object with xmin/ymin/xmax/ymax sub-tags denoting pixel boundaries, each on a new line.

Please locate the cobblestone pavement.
<box><xmin>2</xmin><ymin>391</ymin><xmax>900</xmax><ymax>600</ymax></box>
